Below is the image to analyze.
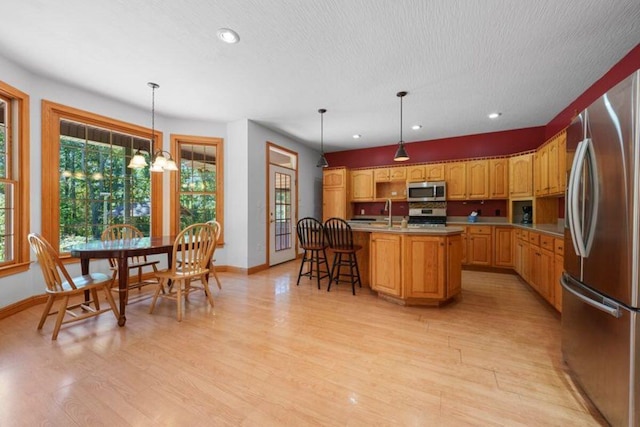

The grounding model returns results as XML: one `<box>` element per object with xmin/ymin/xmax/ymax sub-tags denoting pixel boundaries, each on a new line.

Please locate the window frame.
<box><xmin>169</xmin><ymin>134</ymin><xmax>224</xmax><ymax>243</ymax></box>
<box><xmin>0</xmin><ymin>80</ymin><xmax>29</xmax><ymax>277</ymax></box>
<box><xmin>41</xmin><ymin>100</ymin><xmax>164</xmax><ymax>258</ymax></box>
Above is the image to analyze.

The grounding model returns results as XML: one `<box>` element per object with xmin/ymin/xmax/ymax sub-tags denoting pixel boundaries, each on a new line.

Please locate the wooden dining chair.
<box><xmin>205</xmin><ymin>220</ymin><xmax>222</xmax><ymax>289</ymax></box>
<box><xmin>148</xmin><ymin>223</ymin><xmax>218</xmax><ymax>321</ymax></box>
<box><xmin>101</xmin><ymin>224</ymin><xmax>160</xmax><ymax>304</ymax></box>
<box><xmin>27</xmin><ymin>233</ymin><xmax>119</xmax><ymax>340</ymax></box>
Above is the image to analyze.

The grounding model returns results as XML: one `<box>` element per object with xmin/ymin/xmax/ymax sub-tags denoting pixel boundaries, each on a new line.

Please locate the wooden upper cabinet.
<box><xmin>489</xmin><ymin>158</ymin><xmax>509</xmax><ymax>199</ymax></box>
<box><xmin>406</xmin><ymin>165</ymin><xmax>426</xmax><ymax>182</ymax></box>
<box><xmin>548</xmin><ymin>131</ymin><xmax>567</xmax><ymax>195</ymax></box>
<box><xmin>547</xmin><ymin>139</ymin><xmax>560</xmax><ymax>194</ymax></box>
<box><xmin>322</xmin><ymin>167</ymin><xmax>350</xmax><ymax>221</ymax></box>
<box><xmin>425</xmin><ymin>163</ymin><xmax>445</xmax><ymax>181</ymax></box>
<box><xmin>351</xmin><ymin>169</ymin><xmax>374</xmax><ymax>201</ymax></box>
<box><xmin>389</xmin><ymin>166</ymin><xmax>407</xmax><ymax>181</ymax></box>
<box><xmin>445</xmin><ymin>162</ymin><xmax>466</xmax><ymax>200</ymax></box>
<box><xmin>466</xmin><ymin>159</ymin><xmax>489</xmax><ymax>200</ymax></box>
<box><xmin>323</xmin><ymin>167</ymin><xmax>347</xmax><ymax>188</ymax></box>
<box><xmin>509</xmin><ymin>153</ymin><xmax>533</xmax><ymax>198</ymax></box>
<box><xmin>374</xmin><ymin>168</ymin><xmax>390</xmax><ymax>182</ymax></box>
<box><xmin>534</xmin><ymin>144</ymin><xmax>550</xmax><ymax>196</ymax></box>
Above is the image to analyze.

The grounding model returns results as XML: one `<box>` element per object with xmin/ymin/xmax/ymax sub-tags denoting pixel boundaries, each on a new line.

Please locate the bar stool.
<box><xmin>296</xmin><ymin>217</ymin><xmax>332</xmax><ymax>289</ymax></box>
<box><xmin>324</xmin><ymin>217</ymin><xmax>362</xmax><ymax>295</ymax></box>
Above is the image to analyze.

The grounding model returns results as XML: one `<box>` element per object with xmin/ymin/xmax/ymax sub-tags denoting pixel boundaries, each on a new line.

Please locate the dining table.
<box><xmin>69</xmin><ymin>235</ymin><xmax>176</xmax><ymax>326</ymax></box>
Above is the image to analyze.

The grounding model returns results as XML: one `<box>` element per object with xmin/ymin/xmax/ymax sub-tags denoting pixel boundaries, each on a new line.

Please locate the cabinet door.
<box><xmin>447</xmin><ymin>235</ymin><xmax>463</xmax><ymax>297</ymax></box>
<box><xmin>460</xmin><ymin>227</ymin><xmax>468</xmax><ymax>265</ymax></box>
<box><xmin>406</xmin><ymin>165</ymin><xmax>425</xmax><ymax>182</ymax></box>
<box><xmin>493</xmin><ymin>227</ymin><xmax>513</xmax><ymax>268</ymax></box>
<box><xmin>468</xmin><ymin>228</ymin><xmax>492</xmax><ymax>266</ymax></box>
<box><xmin>557</xmin><ymin>131</ymin><xmax>567</xmax><ymax>193</ymax></box>
<box><xmin>534</xmin><ymin>145</ymin><xmax>549</xmax><ymax>196</ymax></box>
<box><xmin>322</xmin><ymin>187</ymin><xmax>348</xmax><ymax>222</ymax></box>
<box><xmin>389</xmin><ymin>166</ymin><xmax>407</xmax><ymax>181</ymax></box>
<box><xmin>370</xmin><ymin>233</ymin><xmax>402</xmax><ymax>297</ymax></box>
<box><xmin>351</xmin><ymin>169</ymin><xmax>374</xmax><ymax>200</ymax></box>
<box><xmin>425</xmin><ymin>163</ymin><xmax>445</xmax><ymax>181</ymax></box>
<box><xmin>323</xmin><ymin>168</ymin><xmax>347</xmax><ymax>188</ymax></box>
<box><xmin>466</xmin><ymin>160</ymin><xmax>489</xmax><ymax>199</ymax></box>
<box><xmin>374</xmin><ymin>168</ymin><xmax>390</xmax><ymax>182</ymax></box>
<box><xmin>489</xmin><ymin>158</ymin><xmax>509</xmax><ymax>199</ymax></box>
<box><xmin>509</xmin><ymin>153</ymin><xmax>533</xmax><ymax>198</ymax></box>
<box><xmin>445</xmin><ymin>162</ymin><xmax>466</xmax><ymax>200</ymax></box>
<box><xmin>547</xmin><ymin>138</ymin><xmax>560</xmax><ymax>194</ymax></box>
<box><xmin>404</xmin><ymin>236</ymin><xmax>445</xmax><ymax>299</ymax></box>
<box><xmin>554</xmin><ymin>253</ymin><xmax>563</xmax><ymax>312</ymax></box>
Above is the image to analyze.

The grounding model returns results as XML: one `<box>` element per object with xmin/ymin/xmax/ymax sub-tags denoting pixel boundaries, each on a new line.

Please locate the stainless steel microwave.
<box><xmin>407</xmin><ymin>181</ymin><xmax>447</xmax><ymax>202</ymax></box>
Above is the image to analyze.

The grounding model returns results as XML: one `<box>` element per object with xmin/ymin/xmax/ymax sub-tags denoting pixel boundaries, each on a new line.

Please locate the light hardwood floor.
<box><xmin>0</xmin><ymin>263</ymin><xmax>607</xmax><ymax>426</ymax></box>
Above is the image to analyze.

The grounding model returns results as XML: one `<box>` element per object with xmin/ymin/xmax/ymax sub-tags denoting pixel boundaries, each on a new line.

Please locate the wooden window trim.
<box><xmin>41</xmin><ymin>100</ymin><xmax>164</xmax><ymax>254</ymax></box>
<box><xmin>169</xmin><ymin>134</ymin><xmax>224</xmax><ymax>242</ymax></box>
<box><xmin>0</xmin><ymin>80</ymin><xmax>29</xmax><ymax>275</ymax></box>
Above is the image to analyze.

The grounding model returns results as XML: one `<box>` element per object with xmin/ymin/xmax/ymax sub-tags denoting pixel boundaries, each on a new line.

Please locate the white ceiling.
<box><xmin>1</xmin><ymin>1</ymin><xmax>639</xmax><ymax>152</ymax></box>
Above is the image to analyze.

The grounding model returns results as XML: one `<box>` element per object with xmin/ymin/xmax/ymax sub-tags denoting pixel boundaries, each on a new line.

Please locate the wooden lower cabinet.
<box><xmin>404</xmin><ymin>236</ymin><xmax>447</xmax><ymax>299</ymax></box>
<box><xmin>467</xmin><ymin>226</ymin><xmax>492</xmax><ymax>266</ymax></box>
<box><xmin>493</xmin><ymin>227</ymin><xmax>513</xmax><ymax>268</ymax></box>
<box><xmin>370</xmin><ymin>233</ymin><xmax>402</xmax><ymax>297</ymax></box>
<box><xmin>352</xmin><ymin>231</ymin><xmax>370</xmax><ymax>288</ymax></box>
<box><xmin>370</xmin><ymin>232</ymin><xmax>462</xmax><ymax>304</ymax></box>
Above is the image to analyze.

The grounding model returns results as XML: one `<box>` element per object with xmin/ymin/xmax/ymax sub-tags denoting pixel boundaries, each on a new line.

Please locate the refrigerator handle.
<box><xmin>561</xmin><ymin>274</ymin><xmax>622</xmax><ymax>318</ymax></box>
<box><xmin>583</xmin><ymin>140</ymin><xmax>599</xmax><ymax>257</ymax></box>
<box><xmin>568</xmin><ymin>139</ymin><xmax>589</xmax><ymax>257</ymax></box>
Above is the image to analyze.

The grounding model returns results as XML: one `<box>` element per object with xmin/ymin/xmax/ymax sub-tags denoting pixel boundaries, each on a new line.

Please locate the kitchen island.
<box><xmin>347</xmin><ymin>223</ymin><xmax>464</xmax><ymax>306</ymax></box>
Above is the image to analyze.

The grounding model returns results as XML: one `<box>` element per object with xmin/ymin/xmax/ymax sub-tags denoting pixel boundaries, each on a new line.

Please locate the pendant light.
<box><xmin>128</xmin><ymin>82</ymin><xmax>178</xmax><ymax>172</ymax></box>
<box><xmin>393</xmin><ymin>91</ymin><xmax>410</xmax><ymax>162</ymax></box>
<box><xmin>316</xmin><ymin>108</ymin><xmax>329</xmax><ymax>168</ymax></box>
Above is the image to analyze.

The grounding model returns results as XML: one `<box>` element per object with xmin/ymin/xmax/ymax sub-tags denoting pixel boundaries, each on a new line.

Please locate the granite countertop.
<box><xmin>349</xmin><ymin>216</ymin><xmax>563</xmax><ymax>237</ymax></box>
<box><xmin>349</xmin><ymin>223</ymin><xmax>464</xmax><ymax>235</ymax></box>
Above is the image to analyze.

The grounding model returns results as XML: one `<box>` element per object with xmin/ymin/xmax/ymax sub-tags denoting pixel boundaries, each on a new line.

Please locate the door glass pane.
<box><xmin>275</xmin><ymin>172</ymin><xmax>291</xmax><ymax>252</ymax></box>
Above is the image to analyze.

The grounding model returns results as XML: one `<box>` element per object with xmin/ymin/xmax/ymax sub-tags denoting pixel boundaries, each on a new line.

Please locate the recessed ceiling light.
<box><xmin>488</xmin><ymin>112</ymin><xmax>502</xmax><ymax>119</ymax></box>
<box><xmin>217</xmin><ymin>28</ymin><xmax>240</xmax><ymax>44</ymax></box>
<box><xmin>412</xmin><ymin>125</ymin><xmax>422</xmax><ymax>130</ymax></box>
<box><xmin>352</xmin><ymin>134</ymin><xmax>361</xmax><ymax>139</ymax></box>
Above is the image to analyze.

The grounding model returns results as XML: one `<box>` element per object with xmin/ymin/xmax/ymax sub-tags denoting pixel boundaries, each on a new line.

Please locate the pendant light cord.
<box><xmin>148</xmin><ymin>82</ymin><xmax>159</xmax><ymax>156</ymax></box>
<box><xmin>399</xmin><ymin>94</ymin><xmax>403</xmax><ymax>144</ymax></box>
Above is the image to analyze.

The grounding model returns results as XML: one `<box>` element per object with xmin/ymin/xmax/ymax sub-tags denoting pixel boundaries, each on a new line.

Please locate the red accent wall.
<box><xmin>325</xmin><ymin>127</ymin><xmax>545</xmax><ymax>168</ymax></box>
<box><xmin>546</xmin><ymin>43</ymin><xmax>640</xmax><ymax>138</ymax></box>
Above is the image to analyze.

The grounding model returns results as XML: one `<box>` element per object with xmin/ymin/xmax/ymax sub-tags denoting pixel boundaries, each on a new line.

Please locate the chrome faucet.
<box><xmin>384</xmin><ymin>198</ymin><xmax>392</xmax><ymax>227</ymax></box>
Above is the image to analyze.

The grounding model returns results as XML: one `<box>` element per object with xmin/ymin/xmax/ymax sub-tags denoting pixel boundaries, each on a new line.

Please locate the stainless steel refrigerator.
<box><xmin>562</xmin><ymin>69</ymin><xmax>640</xmax><ymax>426</ymax></box>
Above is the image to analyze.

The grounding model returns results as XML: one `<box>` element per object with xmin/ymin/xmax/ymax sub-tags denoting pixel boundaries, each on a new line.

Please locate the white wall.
<box><xmin>0</xmin><ymin>53</ymin><xmax>323</xmax><ymax>309</ymax></box>
<box><xmin>246</xmin><ymin>120</ymin><xmax>323</xmax><ymax>266</ymax></box>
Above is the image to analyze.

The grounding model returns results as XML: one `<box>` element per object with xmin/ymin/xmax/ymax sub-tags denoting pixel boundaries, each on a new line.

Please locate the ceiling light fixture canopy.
<box><xmin>316</xmin><ymin>108</ymin><xmax>329</xmax><ymax>168</ymax></box>
<box><xmin>128</xmin><ymin>82</ymin><xmax>178</xmax><ymax>172</ymax></box>
<box><xmin>394</xmin><ymin>91</ymin><xmax>410</xmax><ymax>162</ymax></box>
<box><xmin>217</xmin><ymin>28</ymin><xmax>240</xmax><ymax>44</ymax></box>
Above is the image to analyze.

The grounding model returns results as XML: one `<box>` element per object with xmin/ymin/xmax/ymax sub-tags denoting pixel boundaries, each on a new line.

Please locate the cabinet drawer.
<box><xmin>528</xmin><ymin>232</ymin><xmax>540</xmax><ymax>246</ymax></box>
<box><xmin>555</xmin><ymin>238</ymin><xmax>564</xmax><ymax>256</ymax></box>
<box><xmin>517</xmin><ymin>229</ymin><xmax>529</xmax><ymax>241</ymax></box>
<box><xmin>540</xmin><ymin>234</ymin><xmax>554</xmax><ymax>251</ymax></box>
<box><xmin>468</xmin><ymin>226</ymin><xmax>492</xmax><ymax>235</ymax></box>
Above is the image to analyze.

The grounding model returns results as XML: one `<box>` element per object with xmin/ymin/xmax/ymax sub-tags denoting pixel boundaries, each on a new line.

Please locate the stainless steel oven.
<box><xmin>407</xmin><ymin>181</ymin><xmax>446</xmax><ymax>202</ymax></box>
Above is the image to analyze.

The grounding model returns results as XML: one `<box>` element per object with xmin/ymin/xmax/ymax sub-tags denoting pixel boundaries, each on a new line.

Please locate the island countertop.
<box><xmin>348</xmin><ymin>223</ymin><xmax>464</xmax><ymax>235</ymax></box>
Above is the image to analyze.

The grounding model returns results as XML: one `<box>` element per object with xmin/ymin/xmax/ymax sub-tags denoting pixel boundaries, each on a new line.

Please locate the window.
<box><xmin>170</xmin><ymin>135</ymin><xmax>223</xmax><ymax>240</ymax></box>
<box><xmin>42</xmin><ymin>101</ymin><xmax>164</xmax><ymax>255</ymax></box>
<box><xmin>0</xmin><ymin>81</ymin><xmax>29</xmax><ymax>276</ymax></box>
